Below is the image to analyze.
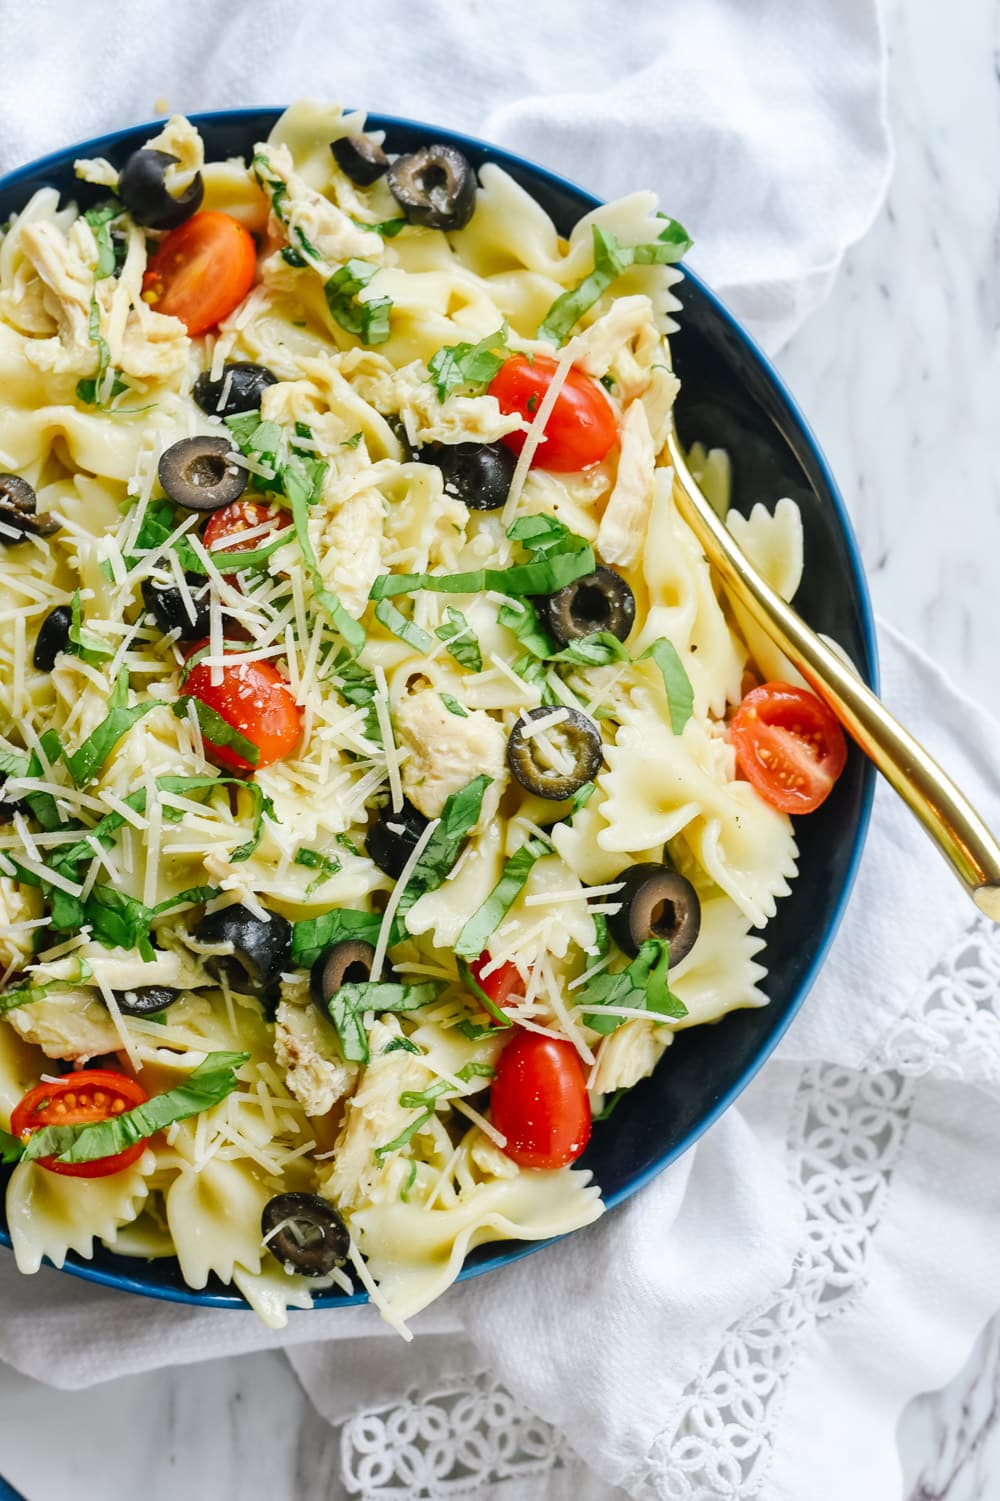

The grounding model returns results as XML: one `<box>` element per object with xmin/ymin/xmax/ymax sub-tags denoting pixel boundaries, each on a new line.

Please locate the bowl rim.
<box><xmin>0</xmin><ymin>106</ymin><xmax>878</xmax><ymax>1312</ymax></box>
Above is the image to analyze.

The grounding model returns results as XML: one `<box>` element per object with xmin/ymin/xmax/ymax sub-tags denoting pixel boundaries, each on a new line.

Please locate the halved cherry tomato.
<box><xmin>488</xmin><ymin>354</ymin><xmax>618</xmax><ymax>472</ymax></box>
<box><xmin>203</xmin><ymin>499</ymin><xmax>290</xmax><ymax>585</ymax></box>
<box><xmin>491</xmin><ymin>1032</ymin><xmax>592</xmax><ymax>1169</ymax></box>
<box><xmin>11</xmin><ymin>1070</ymin><xmax>149</xmax><ymax>1179</ymax></box>
<box><xmin>142</xmin><ymin>211</ymin><xmax>256</xmax><ymax>336</ymax></box>
<box><xmin>185</xmin><ymin>648</ymin><xmax>302</xmax><ymax>772</ymax></box>
<box><xmin>469</xmin><ymin>952</ymin><xmax>521</xmax><ymax>1013</ymax></box>
<box><xmin>730</xmin><ymin>682</ymin><xmax>848</xmax><ymax>814</ymax></box>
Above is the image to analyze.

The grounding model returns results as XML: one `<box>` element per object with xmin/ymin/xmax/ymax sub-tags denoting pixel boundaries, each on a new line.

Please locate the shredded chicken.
<box><xmin>317</xmin><ymin>487</ymin><xmax>385</xmax><ymax>617</ymax></box>
<box><xmin>569</xmin><ymin>295</ymin><xmax>655</xmax><ymax>378</ymax></box>
<box><xmin>0</xmin><ymin>878</ymin><xmax>42</xmax><ymax>972</ymax></box>
<box><xmin>589</xmin><ymin>1016</ymin><xmax>674</xmax><ymax>1095</ymax></box>
<box><xmin>395</xmin><ymin>689</ymin><xmax>507</xmax><ymax>823</ymax></box>
<box><xmin>255</xmin><ymin>142</ymin><xmax>383</xmax><ymax>267</ymax></box>
<box><xmin>274</xmin><ymin>999</ymin><xmax>357</xmax><ymax>1117</ymax></box>
<box><xmin>596</xmin><ymin>399</ymin><xmax>656</xmax><ymax>566</ymax></box>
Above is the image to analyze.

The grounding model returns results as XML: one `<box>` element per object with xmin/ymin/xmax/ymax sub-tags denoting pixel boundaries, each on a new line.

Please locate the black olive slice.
<box><xmin>310</xmin><ymin>940</ymin><xmax>380</xmax><ymax>1011</ymax></box>
<box><xmin>607</xmin><ymin>862</ymin><xmax>702</xmax><ymax>962</ymax></box>
<box><xmin>33</xmin><ymin>605</ymin><xmax>72</xmax><ymax>671</ymax></box>
<box><xmin>141</xmin><ymin>572</ymin><xmax>211</xmax><ymax>640</ymax></box>
<box><xmin>0</xmin><ymin>474</ymin><xmax>58</xmax><ymax>544</ymax></box>
<box><xmin>193</xmin><ymin>362</ymin><xmax>278</xmax><ymax>419</ymax></box>
<box><xmin>261</xmin><ymin>1191</ymin><xmax>350</xmax><ymax>1277</ymax></box>
<box><xmin>387</xmin><ymin>145</ymin><xmax>477</xmax><ymax>231</ymax></box>
<box><xmin>419</xmin><ymin>441</ymin><xmax>516</xmax><ymax>511</ymax></box>
<box><xmin>365</xmin><ymin>798</ymin><xmax>429</xmax><ymax>879</ymax></box>
<box><xmin>544</xmin><ymin>566</ymin><xmax>636</xmax><ymax>646</ymax></box>
<box><xmin>158</xmin><ymin>436</ymin><xmax>248</xmax><ymax>512</ymax></box>
<box><xmin>507</xmin><ymin>706</ymin><xmax>603</xmax><ymax>800</ymax></box>
<box><xmin>112</xmin><ymin>985</ymin><xmax>181</xmax><ymax>1018</ymax></box>
<box><xmin>331</xmin><ymin>134</ymin><xmax>389</xmax><ymax>186</ymax></box>
<box><xmin>118</xmin><ymin>149</ymin><xmax>204</xmax><ymax>230</ymax></box>
<box><xmin>193</xmin><ymin>904</ymin><xmax>293</xmax><ymax>997</ymax></box>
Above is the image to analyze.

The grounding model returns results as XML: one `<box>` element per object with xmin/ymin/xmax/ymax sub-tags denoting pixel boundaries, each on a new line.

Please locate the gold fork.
<box><xmin>666</xmin><ymin>431</ymin><xmax>1000</xmax><ymax>922</ymax></box>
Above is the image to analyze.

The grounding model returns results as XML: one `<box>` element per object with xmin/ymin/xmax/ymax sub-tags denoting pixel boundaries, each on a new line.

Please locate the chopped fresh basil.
<box><xmin>434</xmin><ymin>606</ymin><xmax>482</xmax><ymax>672</ymax></box>
<box><xmin>457</xmin><ymin>956</ymin><xmax>514</xmax><ymax>1029</ymax></box>
<box><xmin>370</xmin><ymin>514</ymin><xmax>594</xmax><ymax>603</ymax></box>
<box><xmin>570</xmin><ymin>781</ymin><xmax>596</xmax><ymax>814</ymax></box>
<box><xmin>280</xmin><ymin>246</ymin><xmax>307</xmax><ymax>267</ymax></box>
<box><xmin>84</xmin><ymin>201</ymin><xmax>122</xmax><ymax>279</ymax></box>
<box><xmin>440</xmin><ymin>693</ymin><xmax>468</xmax><ymax>718</ymax></box>
<box><xmin>397</xmin><ymin>775</ymin><xmax>492</xmax><ymax>916</ymax></box>
<box><xmin>594</xmin><ymin>1087</ymin><xmax>627</xmax><ymax>1121</ymax></box>
<box><xmin>171</xmin><ymin>697</ymin><xmax>260</xmax><ymax>767</ymax></box>
<box><xmin>496</xmin><ymin>596</ymin><xmax>557</xmax><ymax>658</ymax></box>
<box><xmin>374</xmin><ymin>598</ymin><xmax>434</xmax><ymax>653</ymax></box>
<box><xmin>537</xmin><ymin>219</ymin><xmax>691</xmax><ymax>346</ymax></box>
<box><xmin>329</xmin><ymin>653</ymin><xmax>382</xmax><ymax>743</ymax></box>
<box><xmin>1</xmin><ymin>732</ymin><xmax>66</xmax><ymax>832</ymax></box>
<box><xmin>382</xmin><ymin>1036</ymin><xmax>423</xmax><ymax>1055</ymax></box>
<box><xmin>20</xmin><ymin>1052</ymin><xmax>249</xmax><ymax>1166</ymax></box>
<box><xmin>454</xmin><ymin>836</ymin><xmax>551</xmax><ymax>958</ymax></box>
<box><xmin>283</xmin><ymin>458</ymin><xmax>366</xmax><ymax>655</ymax></box>
<box><xmin>291</xmin><ymin>908</ymin><xmax>399</xmax><ymax>969</ymax></box>
<box><xmin>549</xmin><ymin>631</ymin><xmax>631</xmax><ymax>669</ymax></box>
<box><xmin>351</xmin><ymin>215</ymin><xmax>408</xmax><ymax>239</ymax></box>
<box><xmin>329</xmin><ymin>980</ymin><xmax>445</xmax><ymax>1064</ymax></box>
<box><xmin>0</xmin><ymin>1126</ymin><xmax>23</xmax><ymax>1163</ymax></box>
<box><xmin>578</xmin><ymin>938</ymin><xmax>686</xmax><ymax>1034</ymax></box>
<box><xmin>124</xmin><ymin>498</ymin><xmax>201</xmax><ymax>573</ymax></box>
<box><xmin>67</xmin><ymin>590</ymin><xmax>115</xmax><ymax>667</ymax></box>
<box><xmin>639</xmin><ymin>638</ymin><xmax>695</xmax><ymax>734</ymax></box>
<box><xmin>0</xmin><ymin>966</ymin><xmax>92</xmax><ymax>1017</ymax></box>
<box><xmin>60</xmin><ymin>774</ymin><xmax>272</xmax><ymax>867</ymax></box>
<box><xmin>400</xmin><ymin>1159</ymin><xmax>418</xmax><ymax>1200</ymax></box>
<box><xmin>427</xmin><ymin>324</ymin><xmax>508</xmax><ymax>402</ymax></box>
<box><xmin>68</xmin><ymin>673</ymin><xmax>158</xmax><ymax>786</ymax></box>
<box><xmin>324</xmin><ymin>259</ymin><xmax>392</xmax><ymax>346</ymax></box>
<box><xmin>294</xmin><ymin>847</ymin><xmax>342</xmax><ymax>895</ymax></box>
<box><xmin>342</xmin><ymin>431</ymin><xmax>363</xmax><ymax>449</ymax></box>
<box><xmin>76</xmin><ymin>374</ymin><xmax>129</xmax><ymax>406</ymax></box>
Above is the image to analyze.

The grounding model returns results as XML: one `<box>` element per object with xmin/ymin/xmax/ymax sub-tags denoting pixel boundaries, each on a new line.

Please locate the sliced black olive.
<box><xmin>388</xmin><ymin>145</ymin><xmax>477</xmax><ymax>232</ymax></box>
<box><xmin>193</xmin><ymin>362</ymin><xmax>278</xmax><ymax>419</ymax></box>
<box><xmin>507</xmin><ymin>706</ymin><xmax>603</xmax><ymax>800</ymax></box>
<box><xmin>141</xmin><ymin>572</ymin><xmax>211</xmax><ymax>641</ymax></box>
<box><xmin>112</xmin><ymin>985</ymin><xmax>181</xmax><ymax>1018</ymax></box>
<box><xmin>365</xmin><ymin>798</ymin><xmax>429</xmax><ymax>879</ymax></box>
<box><xmin>310</xmin><ymin>940</ymin><xmax>380</xmax><ymax>1011</ymax></box>
<box><xmin>331</xmin><ymin>134</ymin><xmax>389</xmax><ymax>186</ymax></box>
<box><xmin>261</xmin><ymin>1192</ymin><xmax>349</xmax><ymax>1277</ymax></box>
<box><xmin>543</xmin><ymin>566</ymin><xmax>636</xmax><ymax>646</ymax></box>
<box><xmin>608</xmin><ymin>862</ymin><xmax>701</xmax><ymax>963</ymax></box>
<box><xmin>419</xmin><ymin>441</ymin><xmax>516</xmax><ymax>511</ymax></box>
<box><xmin>0</xmin><ymin>474</ymin><xmax>58</xmax><ymax>544</ymax></box>
<box><xmin>193</xmin><ymin>904</ymin><xmax>293</xmax><ymax>998</ymax></box>
<box><xmin>118</xmin><ymin>149</ymin><xmax>204</xmax><ymax>230</ymax></box>
<box><xmin>0</xmin><ymin>796</ymin><xmax>19</xmax><ymax>824</ymax></box>
<box><xmin>158</xmin><ymin>436</ymin><xmax>248</xmax><ymax>512</ymax></box>
<box><xmin>33</xmin><ymin>605</ymin><xmax>72</xmax><ymax>671</ymax></box>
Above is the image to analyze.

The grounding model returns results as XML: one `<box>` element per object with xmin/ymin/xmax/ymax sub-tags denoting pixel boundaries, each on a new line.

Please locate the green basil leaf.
<box><xmin>329</xmin><ymin>653</ymin><xmax>382</xmax><ymax>743</ymax></box>
<box><xmin>291</xmin><ymin>908</ymin><xmax>401</xmax><ymax>968</ymax></box>
<box><xmin>453</xmin><ymin>836</ymin><xmax>551</xmax><ymax>958</ymax></box>
<box><xmin>76</xmin><ymin>374</ymin><xmax>129</xmax><ymax>406</ymax></box>
<box><xmin>376</xmin><ymin>1060</ymin><xmax>494</xmax><ymax>1161</ymax></box>
<box><xmin>374</xmin><ymin>598</ymin><xmax>434</xmax><ymax>653</ymax></box>
<box><xmin>280</xmin><ymin>246</ymin><xmax>307</xmax><ymax>267</ymax></box>
<box><xmin>228</xmin><ymin>782</ymin><xmax>275</xmax><ymax>863</ymax></box>
<box><xmin>84</xmin><ymin>200</ymin><xmax>122</xmax><ymax>280</ymax></box>
<box><xmin>23</xmin><ymin>1051</ymin><xmax>249</xmax><ymax>1165</ymax></box>
<box><xmin>456</xmin><ymin>956</ymin><xmax>515</xmax><ymax>1029</ymax></box>
<box><xmin>427</xmin><ymin>324</ymin><xmax>508</xmax><ymax>401</ymax></box>
<box><xmin>549</xmin><ymin>631</ymin><xmax>631</xmax><ymax>668</ymax></box>
<box><xmin>594</xmin><ymin>1087</ymin><xmax>627</xmax><ymax>1121</ymax></box>
<box><xmin>638</xmin><ymin>638</ymin><xmax>695</xmax><ymax>734</ymax></box>
<box><xmin>0</xmin><ymin>965</ymin><xmax>92</xmax><ymax>1016</ymax></box>
<box><xmin>496</xmin><ymin>596</ymin><xmax>557</xmax><ymax>659</ymax></box>
<box><xmin>171</xmin><ymin>697</ymin><xmax>260</xmax><ymax>767</ymax></box>
<box><xmin>579</xmin><ymin>937</ymin><xmax>686</xmax><ymax>1033</ymax></box>
<box><xmin>68</xmin><ymin>676</ymin><xmax>158</xmax><ymax>786</ymax></box>
<box><xmin>440</xmin><ymin>693</ymin><xmax>468</xmax><ymax>718</ymax></box>
<box><xmin>294</xmin><ymin>847</ymin><xmax>342</xmax><ymax>895</ymax></box>
<box><xmin>0</xmin><ymin>1126</ymin><xmax>24</xmax><ymax>1163</ymax></box>
<box><xmin>434</xmin><ymin>606</ymin><xmax>482</xmax><ymax>672</ymax></box>
<box><xmin>370</xmin><ymin>533</ymin><xmax>595</xmax><ymax>604</ymax></box>
<box><xmin>324</xmin><ymin>259</ymin><xmax>392</xmax><ymax>346</ymax></box>
<box><xmin>284</xmin><ymin>461</ymin><xmax>366</xmax><ymax>655</ymax></box>
<box><xmin>537</xmin><ymin>220</ymin><xmax>691</xmax><ymax>346</ymax></box>
<box><xmin>67</xmin><ymin>590</ymin><xmax>115</xmax><ymax>667</ymax></box>
<box><xmin>382</xmin><ymin>1036</ymin><xmax>422</xmax><ymax>1055</ymax></box>
<box><xmin>342</xmin><ymin>431</ymin><xmax>364</xmax><ymax>449</ymax></box>
<box><xmin>329</xmin><ymin>980</ymin><xmax>445</xmax><ymax>1064</ymax></box>
<box><xmin>351</xmin><ymin>215</ymin><xmax>408</xmax><ymax>239</ymax></box>
<box><xmin>398</xmin><ymin>775</ymin><xmax>491</xmax><ymax>916</ymax></box>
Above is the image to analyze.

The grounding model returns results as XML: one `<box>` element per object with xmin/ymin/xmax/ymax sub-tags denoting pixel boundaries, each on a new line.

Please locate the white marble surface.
<box><xmin>2</xmin><ymin>0</ymin><xmax>999</xmax><ymax>1497</ymax></box>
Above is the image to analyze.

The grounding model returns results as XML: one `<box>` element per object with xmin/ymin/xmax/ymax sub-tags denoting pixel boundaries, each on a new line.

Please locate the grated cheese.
<box><xmin>346</xmin><ymin>1238</ymin><xmax>413</xmax><ymax>1341</ymax></box>
<box><xmin>524</xmin><ymin>881</ymin><xmax>624</xmax><ymax>907</ymax></box>
<box><xmin>370</xmin><ymin>814</ymin><xmax>440</xmax><ymax>982</ymax></box>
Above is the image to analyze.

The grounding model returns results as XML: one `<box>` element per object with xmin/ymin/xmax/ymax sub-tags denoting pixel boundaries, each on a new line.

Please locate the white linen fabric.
<box><xmin>11</xmin><ymin>4</ymin><xmax>990</xmax><ymax>1499</ymax></box>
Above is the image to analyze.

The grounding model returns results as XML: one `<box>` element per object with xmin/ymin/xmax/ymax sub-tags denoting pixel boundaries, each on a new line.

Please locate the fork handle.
<box><xmin>667</xmin><ymin>432</ymin><xmax>1000</xmax><ymax>922</ymax></box>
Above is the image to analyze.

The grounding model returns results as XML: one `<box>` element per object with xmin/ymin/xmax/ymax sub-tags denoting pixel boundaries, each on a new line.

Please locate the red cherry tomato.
<box><xmin>142</xmin><ymin>211</ymin><xmax>257</xmax><ymax>335</ymax></box>
<box><xmin>488</xmin><ymin>354</ymin><xmax>618</xmax><ymax>472</ymax></box>
<box><xmin>185</xmin><ymin>649</ymin><xmax>302</xmax><ymax>772</ymax></box>
<box><xmin>730</xmin><ymin>682</ymin><xmax>848</xmax><ymax>814</ymax></box>
<box><xmin>11</xmin><ymin>1070</ymin><xmax>149</xmax><ymax>1179</ymax></box>
<box><xmin>203</xmin><ymin>500</ymin><xmax>290</xmax><ymax>584</ymax></box>
<box><xmin>469</xmin><ymin>953</ymin><xmax>521</xmax><ymax>1016</ymax></box>
<box><xmin>491</xmin><ymin>1032</ymin><xmax>592</xmax><ymax>1169</ymax></box>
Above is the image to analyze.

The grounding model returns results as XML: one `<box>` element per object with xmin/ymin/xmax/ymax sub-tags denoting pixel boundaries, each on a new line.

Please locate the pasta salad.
<box><xmin>0</xmin><ymin>102</ymin><xmax>847</xmax><ymax>1332</ymax></box>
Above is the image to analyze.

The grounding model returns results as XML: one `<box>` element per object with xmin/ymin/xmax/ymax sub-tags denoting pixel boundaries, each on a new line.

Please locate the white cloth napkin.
<box><xmin>4</xmin><ymin>4</ymin><xmax>968</xmax><ymax>1499</ymax></box>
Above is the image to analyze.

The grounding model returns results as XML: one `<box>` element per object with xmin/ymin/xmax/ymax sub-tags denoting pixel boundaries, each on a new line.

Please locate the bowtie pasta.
<box><xmin>0</xmin><ymin>102</ymin><xmax>844</xmax><ymax>1334</ymax></box>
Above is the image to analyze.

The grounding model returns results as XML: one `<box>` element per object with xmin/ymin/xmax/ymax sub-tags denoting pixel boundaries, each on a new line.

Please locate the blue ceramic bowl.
<box><xmin>0</xmin><ymin>110</ymin><xmax>877</xmax><ymax>1311</ymax></box>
